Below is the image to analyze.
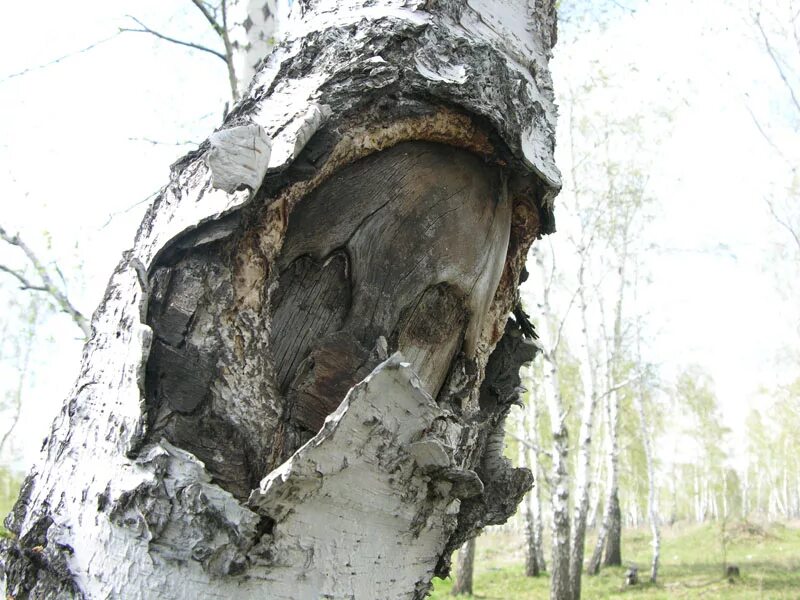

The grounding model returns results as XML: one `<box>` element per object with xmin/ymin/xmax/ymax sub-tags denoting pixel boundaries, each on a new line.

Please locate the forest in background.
<box><xmin>1</xmin><ymin>0</ymin><xmax>799</xmax><ymax>597</ymax></box>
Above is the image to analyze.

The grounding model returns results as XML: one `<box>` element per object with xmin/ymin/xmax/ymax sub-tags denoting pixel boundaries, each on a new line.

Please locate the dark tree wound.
<box><xmin>145</xmin><ymin>142</ymin><xmax>513</xmax><ymax>497</ymax></box>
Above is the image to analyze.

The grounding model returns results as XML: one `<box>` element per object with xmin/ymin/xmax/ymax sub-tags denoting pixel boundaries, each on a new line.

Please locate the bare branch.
<box><xmin>128</xmin><ymin>136</ymin><xmax>201</xmax><ymax>146</ymax></box>
<box><xmin>190</xmin><ymin>0</ymin><xmax>226</xmax><ymax>37</ymax></box>
<box><xmin>598</xmin><ymin>373</ymin><xmax>641</xmax><ymax>401</ymax></box>
<box><xmin>745</xmin><ymin>102</ymin><xmax>795</xmax><ymax>169</ymax></box>
<box><xmin>765</xmin><ymin>196</ymin><xmax>800</xmax><ymax>254</ymax></box>
<box><xmin>101</xmin><ymin>189</ymin><xmax>160</xmax><ymax>230</ymax></box>
<box><xmin>188</xmin><ymin>0</ymin><xmax>240</xmax><ymax>101</ymax></box>
<box><xmin>507</xmin><ymin>431</ymin><xmax>553</xmax><ymax>459</ymax></box>
<box><xmin>754</xmin><ymin>11</ymin><xmax>800</xmax><ymax>114</ymax></box>
<box><xmin>120</xmin><ymin>16</ymin><xmax>227</xmax><ymax>62</ymax></box>
<box><xmin>0</xmin><ymin>33</ymin><xmax>120</xmax><ymax>84</ymax></box>
<box><xmin>552</xmin><ymin>284</ymin><xmax>581</xmax><ymax>355</ymax></box>
<box><xmin>0</xmin><ymin>264</ymin><xmax>49</xmax><ymax>293</ymax></box>
<box><xmin>219</xmin><ymin>0</ymin><xmax>240</xmax><ymax>101</ymax></box>
<box><xmin>0</xmin><ymin>225</ymin><xmax>90</xmax><ymax>338</ymax></box>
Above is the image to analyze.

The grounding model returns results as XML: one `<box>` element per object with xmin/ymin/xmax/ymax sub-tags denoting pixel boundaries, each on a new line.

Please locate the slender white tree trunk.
<box><xmin>694</xmin><ymin>467</ymin><xmax>703</xmax><ymax>522</ymax></box>
<box><xmin>633</xmin><ymin>383</ymin><xmax>660</xmax><ymax>583</ymax></box>
<box><xmin>0</xmin><ymin>0</ymin><xmax>560</xmax><ymax>597</ymax></box>
<box><xmin>451</xmin><ymin>538</ymin><xmax>476</xmax><ymax>596</ymax></box>
<box><xmin>587</xmin><ymin>451</ymin><xmax>604</xmax><ymax>529</ymax></box>
<box><xmin>517</xmin><ymin>383</ymin><xmax>547</xmax><ymax>577</ymax></box>
<box><xmin>544</xmin><ymin>355</ymin><xmax>571</xmax><ymax>599</ymax></box>
<box><xmin>587</xmin><ymin>385</ymin><xmax>620</xmax><ymax>574</ymax></box>
<box><xmin>528</xmin><ymin>380</ymin><xmax>548</xmax><ymax>574</ymax></box>
<box><xmin>517</xmin><ymin>403</ymin><xmax>541</xmax><ymax>578</ymax></box>
<box><xmin>742</xmin><ymin>463</ymin><xmax>750</xmax><ymax>517</ymax></box>
<box><xmin>534</xmin><ymin>248</ymin><xmax>571</xmax><ymax>600</ymax></box>
<box><xmin>228</xmin><ymin>0</ymin><xmax>291</xmax><ymax>96</ymax></box>
<box><xmin>567</xmin><ymin>274</ymin><xmax>600</xmax><ymax>600</ymax></box>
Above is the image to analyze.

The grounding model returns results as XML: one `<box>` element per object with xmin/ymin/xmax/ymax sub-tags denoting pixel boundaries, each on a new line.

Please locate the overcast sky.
<box><xmin>0</xmin><ymin>0</ymin><xmax>797</xmax><ymax>469</ymax></box>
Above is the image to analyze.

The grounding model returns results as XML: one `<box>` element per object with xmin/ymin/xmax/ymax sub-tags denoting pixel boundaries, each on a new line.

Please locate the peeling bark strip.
<box><xmin>1</xmin><ymin>0</ymin><xmax>559</xmax><ymax>597</ymax></box>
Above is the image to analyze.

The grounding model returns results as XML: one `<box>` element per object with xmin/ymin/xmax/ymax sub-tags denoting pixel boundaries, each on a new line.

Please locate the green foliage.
<box><xmin>743</xmin><ymin>374</ymin><xmax>800</xmax><ymax>519</ymax></box>
<box><xmin>0</xmin><ymin>465</ymin><xmax>22</xmax><ymax>538</ymax></box>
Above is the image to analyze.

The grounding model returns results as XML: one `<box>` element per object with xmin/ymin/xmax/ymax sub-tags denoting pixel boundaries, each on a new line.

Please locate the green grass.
<box><xmin>429</xmin><ymin>521</ymin><xmax>800</xmax><ymax>599</ymax></box>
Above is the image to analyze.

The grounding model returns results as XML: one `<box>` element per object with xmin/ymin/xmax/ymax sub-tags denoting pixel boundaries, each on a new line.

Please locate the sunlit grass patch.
<box><xmin>429</xmin><ymin>521</ymin><xmax>800</xmax><ymax>599</ymax></box>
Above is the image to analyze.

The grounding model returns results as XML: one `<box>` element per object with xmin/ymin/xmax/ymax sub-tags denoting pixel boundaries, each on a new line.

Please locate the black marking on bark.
<box><xmin>0</xmin><ymin>512</ymin><xmax>80</xmax><ymax>600</ymax></box>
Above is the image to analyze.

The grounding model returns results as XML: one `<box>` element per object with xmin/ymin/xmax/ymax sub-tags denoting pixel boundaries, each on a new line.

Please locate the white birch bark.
<box><xmin>227</xmin><ymin>0</ymin><xmax>291</xmax><ymax>96</ymax></box>
<box><xmin>632</xmin><ymin>383</ymin><xmax>659</xmax><ymax>583</ymax></box>
<box><xmin>533</xmin><ymin>247</ymin><xmax>571</xmax><ymax>600</ymax></box>
<box><xmin>587</xmin><ymin>241</ymin><xmax>628</xmax><ymax>574</ymax></box>
<box><xmin>567</xmin><ymin>265</ymin><xmax>600</xmax><ymax>600</ymax></box>
<box><xmin>586</xmin><ymin>451</ymin><xmax>603</xmax><ymax>529</ymax></box>
<box><xmin>1</xmin><ymin>0</ymin><xmax>560</xmax><ymax>598</ymax></box>
<box><xmin>587</xmin><ymin>380</ymin><xmax>620</xmax><ymax>575</ymax></box>
<box><xmin>527</xmin><ymin>376</ymin><xmax>548</xmax><ymax>574</ymax></box>
<box><xmin>451</xmin><ymin>538</ymin><xmax>476</xmax><ymax>595</ymax></box>
<box><xmin>517</xmin><ymin>399</ymin><xmax>543</xmax><ymax>577</ymax></box>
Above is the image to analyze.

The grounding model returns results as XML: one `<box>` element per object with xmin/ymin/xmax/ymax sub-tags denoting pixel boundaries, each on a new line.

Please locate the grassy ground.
<box><xmin>429</xmin><ymin>521</ymin><xmax>800</xmax><ymax>599</ymax></box>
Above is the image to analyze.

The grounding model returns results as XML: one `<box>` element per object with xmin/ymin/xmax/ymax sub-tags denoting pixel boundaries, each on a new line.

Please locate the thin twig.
<box><xmin>0</xmin><ymin>31</ymin><xmax>120</xmax><ymax>83</ymax></box>
<box><xmin>1</xmin><ymin>33</ymin><xmax>121</xmax><ymax>83</ymax></box>
<box><xmin>765</xmin><ymin>196</ymin><xmax>800</xmax><ymax>253</ymax></box>
<box><xmin>754</xmin><ymin>11</ymin><xmax>800</xmax><ymax>114</ymax></box>
<box><xmin>598</xmin><ymin>374</ymin><xmax>641</xmax><ymax>401</ymax></box>
<box><xmin>128</xmin><ymin>136</ymin><xmax>201</xmax><ymax>146</ymax></box>
<box><xmin>744</xmin><ymin>103</ymin><xmax>795</xmax><ymax>169</ymax></box>
<box><xmin>101</xmin><ymin>190</ymin><xmax>160</xmax><ymax>230</ymax></box>
<box><xmin>190</xmin><ymin>0</ymin><xmax>226</xmax><ymax>36</ymax></box>
<box><xmin>219</xmin><ymin>0</ymin><xmax>240</xmax><ymax>101</ymax></box>
<box><xmin>0</xmin><ymin>225</ymin><xmax>90</xmax><ymax>338</ymax></box>
<box><xmin>0</xmin><ymin>264</ymin><xmax>48</xmax><ymax>292</ymax></box>
<box><xmin>0</xmin><ymin>304</ymin><xmax>39</xmax><ymax>455</ymax></box>
<box><xmin>189</xmin><ymin>0</ymin><xmax>239</xmax><ymax>100</ymax></box>
<box><xmin>508</xmin><ymin>431</ymin><xmax>554</xmax><ymax>459</ymax></box>
<box><xmin>120</xmin><ymin>16</ymin><xmax>227</xmax><ymax>62</ymax></box>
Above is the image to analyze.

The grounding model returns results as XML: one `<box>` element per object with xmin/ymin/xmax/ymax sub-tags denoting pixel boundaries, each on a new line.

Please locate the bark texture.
<box><xmin>568</xmin><ymin>277</ymin><xmax>601</xmax><ymax>599</ymax></box>
<box><xmin>228</xmin><ymin>0</ymin><xmax>291</xmax><ymax>96</ymax></box>
<box><xmin>1</xmin><ymin>0</ymin><xmax>559</xmax><ymax>597</ymax></box>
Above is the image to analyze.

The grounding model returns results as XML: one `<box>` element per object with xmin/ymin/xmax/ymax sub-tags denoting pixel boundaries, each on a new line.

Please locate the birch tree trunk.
<box><xmin>517</xmin><ymin>399</ymin><xmax>543</xmax><ymax>578</ymax></box>
<box><xmin>587</xmin><ymin>386</ymin><xmax>620</xmax><ymax>575</ymax></box>
<box><xmin>588</xmin><ymin>247</ymin><xmax>628</xmax><ymax>574</ymax></box>
<box><xmin>633</xmin><ymin>382</ymin><xmax>659</xmax><ymax>583</ymax></box>
<box><xmin>451</xmin><ymin>538</ymin><xmax>476</xmax><ymax>595</ymax></box>
<box><xmin>0</xmin><ymin>0</ymin><xmax>561</xmax><ymax>598</ymax></box>
<box><xmin>601</xmin><ymin>260</ymin><xmax>627</xmax><ymax>569</ymax></box>
<box><xmin>228</xmin><ymin>0</ymin><xmax>291</xmax><ymax>97</ymax></box>
<box><xmin>567</xmin><ymin>266</ymin><xmax>600</xmax><ymax>600</ymax></box>
<box><xmin>587</xmin><ymin>455</ymin><xmax>603</xmax><ymax>529</ymax></box>
<box><xmin>534</xmin><ymin>248</ymin><xmax>571</xmax><ymax>600</ymax></box>
<box><xmin>527</xmin><ymin>377</ymin><xmax>548</xmax><ymax>574</ymax></box>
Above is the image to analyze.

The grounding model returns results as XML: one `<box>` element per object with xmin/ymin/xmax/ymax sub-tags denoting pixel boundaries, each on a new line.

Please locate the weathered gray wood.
<box><xmin>271</xmin><ymin>142</ymin><xmax>512</xmax><ymax>461</ymax></box>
